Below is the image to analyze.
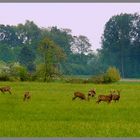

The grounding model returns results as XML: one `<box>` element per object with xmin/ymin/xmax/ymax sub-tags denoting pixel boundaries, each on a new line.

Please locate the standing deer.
<box><xmin>110</xmin><ymin>90</ymin><xmax>121</xmax><ymax>102</ymax></box>
<box><xmin>96</xmin><ymin>94</ymin><xmax>112</xmax><ymax>104</ymax></box>
<box><xmin>23</xmin><ymin>91</ymin><xmax>31</xmax><ymax>101</ymax></box>
<box><xmin>87</xmin><ymin>89</ymin><xmax>96</xmax><ymax>100</ymax></box>
<box><xmin>0</xmin><ymin>86</ymin><xmax>12</xmax><ymax>94</ymax></box>
<box><xmin>72</xmin><ymin>91</ymin><xmax>86</xmax><ymax>100</ymax></box>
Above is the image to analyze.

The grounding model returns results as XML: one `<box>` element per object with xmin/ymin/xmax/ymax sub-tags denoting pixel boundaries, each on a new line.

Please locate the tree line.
<box><xmin>0</xmin><ymin>12</ymin><xmax>140</xmax><ymax>79</ymax></box>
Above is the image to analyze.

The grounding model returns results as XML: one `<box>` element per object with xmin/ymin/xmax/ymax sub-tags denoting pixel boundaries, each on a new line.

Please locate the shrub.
<box><xmin>10</xmin><ymin>63</ymin><xmax>29</xmax><ymax>81</ymax></box>
<box><xmin>104</xmin><ymin>66</ymin><xmax>121</xmax><ymax>83</ymax></box>
<box><xmin>0</xmin><ymin>64</ymin><xmax>10</xmax><ymax>81</ymax></box>
<box><xmin>19</xmin><ymin>67</ymin><xmax>28</xmax><ymax>81</ymax></box>
<box><xmin>89</xmin><ymin>66</ymin><xmax>121</xmax><ymax>84</ymax></box>
<box><xmin>0</xmin><ymin>73</ymin><xmax>9</xmax><ymax>81</ymax></box>
<box><xmin>89</xmin><ymin>74</ymin><xmax>105</xmax><ymax>84</ymax></box>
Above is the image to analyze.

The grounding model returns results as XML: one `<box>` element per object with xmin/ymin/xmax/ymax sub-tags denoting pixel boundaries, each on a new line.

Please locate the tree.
<box><xmin>0</xmin><ymin>24</ymin><xmax>21</xmax><ymax>46</ymax></box>
<box><xmin>71</xmin><ymin>35</ymin><xmax>92</xmax><ymax>55</ymax></box>
<box><xmin>41</xmin><ymin>26</ymin><xmax>73</xmax><ymax>55</ymax></box>
<box><xmin>0</xmin><ymin>43</ymin><xmax>15</xmax><ymax>62</ymax></box>
<box><xmin>18</xmin><ymin>46</ymin><xmax>36</xmax><ymax>72</ymax></box>
<box><xmin>38</xmin><ymin>37</ymin><xmax>66</xmax><ymax>82</ymax></box>
<box><xmin>99</xmin><ymin>13</ymin><xmax>136</xmax><ymax>78</ymax></box>
<box><xmin>16</xmin><ymin>20</ymin><xmax>41</xmax><ymax>45</ymax></box>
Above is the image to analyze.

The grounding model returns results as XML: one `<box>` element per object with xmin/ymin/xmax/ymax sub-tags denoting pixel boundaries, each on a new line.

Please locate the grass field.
<box><xmin>0</xmin><ymin>81</ymin><xmax>139</xmax><ymax>137</ymax></box>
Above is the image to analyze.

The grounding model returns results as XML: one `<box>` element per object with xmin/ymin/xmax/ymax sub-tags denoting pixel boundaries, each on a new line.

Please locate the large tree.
<box><xmin>18</xmin><ymin>46</ymin><xmax>36</xmax><ymax>72</ymax></box>
<box><xmin>38</xmin><ymin>37</ymin><xmax>66</xmax><ymax>82</ymax></box>
<box><xmin>99</xmin><ymin>13</ymin><xmax>140</xmax><ymax>78</ymax></box>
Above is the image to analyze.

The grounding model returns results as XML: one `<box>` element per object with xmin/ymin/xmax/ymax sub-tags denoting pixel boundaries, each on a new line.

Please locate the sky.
<box><xmin>0</xmin><ymin>3</ymin><xmax>140</xmax><ymax>51</ymax></box>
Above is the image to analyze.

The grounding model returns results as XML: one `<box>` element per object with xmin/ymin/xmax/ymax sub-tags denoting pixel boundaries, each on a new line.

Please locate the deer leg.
<box><xmin>72</xmin><ymin>96</ymin><xmax>77</xmax><ymax>100</ymax></box>
<box><xmin>108</xmin><ymin>100</ymin><xmax>111</xmax><ymax>104</ymax></box>
<box><xmin>23</xmin><ymin>97</ymin><xmax>26</xmax><ymax>101</ymax></box>
<box><xmin>87</xmin><ymin>96</ymin><xmax>90</xmax><ymax>101</ymax></box>
<box><xmin>8</xmin><ymin>91</ymin><xmax>12</xmax><ymax>94</ymax></box>
<box><xmin>96</xmin><ymin>100</ymin><xmax>100</xmax><ymax>104</ymax></box>
<box><xmin>28</xmin><ymin>97</ymin><xmax>31</xmax><ymax>101</ymax></box>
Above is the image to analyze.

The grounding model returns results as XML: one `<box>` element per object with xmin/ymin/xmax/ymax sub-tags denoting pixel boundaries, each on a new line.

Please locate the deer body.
<box><xmin>87</xmin><ymin>89</ymin><xmax>96</xmax><ymax>100</ymax></box>
<box><xmin>0</xmin><ymin>86</ymin><xmax>12</xmax><ymax>94</ymax></box>
<box><xmin>96</xmin><ymin>94</ymin><xmax>112</xmax><ymax>104</ymax></box>
<box><xmin>72</xmin><ymin>92</ymin><xmax>86</xmax><ymax>100</ymax></box>
<box><xmin>23</xmin><ymin>92</ymin><xmax>31</xmax><ymax>101</ymax></box>
<box><xmin>110</xmin><ymin>90</ymin><xmax>121</xmax><ymax>102</ymax></box>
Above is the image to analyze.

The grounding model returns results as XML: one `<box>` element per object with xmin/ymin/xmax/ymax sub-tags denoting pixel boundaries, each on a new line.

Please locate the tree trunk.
<box><xmin>44</xmin><ymin>53</ymin><xmax>47</xmax><ymax>82</ymax></box>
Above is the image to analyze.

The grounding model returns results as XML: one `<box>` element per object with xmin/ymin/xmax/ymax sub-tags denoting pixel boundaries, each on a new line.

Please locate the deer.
<box><xmin>87</xmin><ymin>89</ymin><xmax>96</xmax><ymax>100</ymax></box>
<box><xmin>96</xmin><ymin>94</ymin><xmax>112</xmax><ymax>104</ymax></box>
<box><xmin>110</xmin><ymin>90</ymin><xmax>121</xmax><ymax>102</ymax></box>
<box><xmin>23</xmin><ymin>91</ymin><xmax>31</xmax><ymax>101</ymax></box>
<box><xmin>72</xmin><ymin>91</ymin><xmax>86</xmax><ymax>100</ymax></box>
<box><xmin>0</xmin><ymin>86</ymin><xmax>12</xmax><ymax>94</ymax></box>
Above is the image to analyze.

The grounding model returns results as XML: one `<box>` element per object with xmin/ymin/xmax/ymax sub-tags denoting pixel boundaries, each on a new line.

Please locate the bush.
<box><xmin>89</xmin><ymin>66</ymin><xmax>121</xmax><ymax>84</ymax></box>
<box><xmin>0</xmin><ymin>73</ymin><xmax>9</xmax><ymax>81</ymax></box>
<box><xmin>104</xmin><ymin>66</ymin><xmax>121</xmax><ymax>83</ymax></box>
<box><xmin>10</xmin><ymin>63</ymin><xmax>29</xmax><ymax>81</ymax></box>
<box><xmin>19</xmin><ymin>67</ymin><xmax>28</xmax><ymax>81</ymax></box>
<box><xmin>89</xmin><ymin>74</ymin><xmax>105</xmax><ymax>84</ymax></box>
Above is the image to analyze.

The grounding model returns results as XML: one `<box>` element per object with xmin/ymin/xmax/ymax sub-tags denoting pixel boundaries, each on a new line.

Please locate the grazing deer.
<box><xmin>87</xmin><ymin>89</ymin><xmax>96</xmax><ymax>100</ymax></box>
<box><xmin>72</xmin><ymin>91</ymin><xmax>86</xmax><ymax>100</ymax></box>
<box><xmin>96</xmin><ymin>94</ymin><xmax>112</xmax><ymax>104</ymax></box>
<box><xmin>110</xmin><ymin>90</ymin><xmax>121</xmax><ymax>102</ymax></box>
<box><xmin>23</xmin><ymin>91</ymin><xmax>31</xmax><ymax>101</ymax></box>
<box><xmin>0</xmin><ymin>86</ymin><xmax>12</xmax><ymax>94</ymax></box>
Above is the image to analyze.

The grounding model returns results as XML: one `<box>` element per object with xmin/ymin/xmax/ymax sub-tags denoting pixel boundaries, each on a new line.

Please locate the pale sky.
<box><xmin>0</xmin><ymin>3</ymin><xmax>140</xmax><ymax>51</ymax></box>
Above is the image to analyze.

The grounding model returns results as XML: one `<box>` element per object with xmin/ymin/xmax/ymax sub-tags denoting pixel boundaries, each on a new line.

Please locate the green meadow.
<box><xmin>0</xmin><ymin>81</ymin><xmax>139</xmax><ymax>137</ymax></box>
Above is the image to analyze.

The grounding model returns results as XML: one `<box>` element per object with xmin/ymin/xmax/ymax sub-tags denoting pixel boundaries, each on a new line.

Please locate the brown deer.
<box><xmin>110</xmin><ymin>90</ymin><xmax>121</xmax><ymax>102</ymax></box>
<box><xmin>87</xmin><ymin>89</ymin><xmax>96</xmax><ymax>100</ymax></box>
<box><xmin>96</xmin><ymin>94</ymin><xmax>112</xmax><ymax>104</ymax></box>
<box><xmin>23</xmin><ymin>91</ymin><xmax>31</xmax><ymax>101</ymax></box>
<box><xmin>0</xmin><ymin>86</ymin><xmax>12</xmax><ymax>94</ymax></box>
<box><xmin>72</xmin><ymin>91</ymin><xmax>86</xmax><ymax>100</ymax></box>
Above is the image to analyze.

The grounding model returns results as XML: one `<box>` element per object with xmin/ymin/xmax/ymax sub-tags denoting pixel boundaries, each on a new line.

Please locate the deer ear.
<box><xmin>113</xmin><ymin>90</ymin><xmax>116</xmax><ymax>93</ymax></box>
<box><xmin>117</xmin><ymin>90</ymin><xmax>121</xmax><ymax>93</ymax></box>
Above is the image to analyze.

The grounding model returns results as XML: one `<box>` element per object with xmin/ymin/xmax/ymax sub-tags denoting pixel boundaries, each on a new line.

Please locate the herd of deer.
<box><xmin>0</xmin><ymin>86</ymin><xmax>120</xmax><ymax>104</ymax></box>
<box><xmin>72</xmin><ymin>89</ymin><xmax>121</xmax><ymax>104</ymax></box>
<box><xmin>0</xmin><ymin>86</ymin><xmax>31</xmax><ymax>101</ymax></box>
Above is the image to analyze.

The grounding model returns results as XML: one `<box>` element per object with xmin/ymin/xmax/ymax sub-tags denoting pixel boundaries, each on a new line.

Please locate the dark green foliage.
<box><xmin>38</xmin><ymin>37</ymin><xmax>66</xmax><ymax>82</ymax></box>
<box><xmin>0</xmin><ymin>24</ymin><xmax>21</xmax><ymax>46</ymax></box>
<box><xmin>100</xmin><ymin>13</ymin><xmax>140</xmax><ymax>78</ymax></box>
<box><xmin>42</xmin><ymin>26</ymin><xmax>73</xmax><ymax>55</ymax></box>
<box><xmin>16</xmin><ymin>20</ymin><xmax>41</xmax><ymax>45</ymax></box>
<box><xmin>18</xmin><ymin>46</ymin><xmax>36</xmax><ymax>72</ymax></box>
<box><xmin>0</xmin><ymin>43</ymin><xmax>15</xmax><ymax>62</ymax></box>
<box><xmin>0</xmin><ymin>74</ymin><xmax>9</xmax><ymax>81</ymax></box>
